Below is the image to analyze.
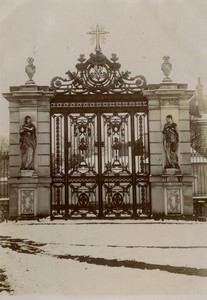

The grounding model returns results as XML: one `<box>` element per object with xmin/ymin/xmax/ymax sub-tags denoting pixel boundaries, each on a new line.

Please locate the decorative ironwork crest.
<box><xmin>50</xmin><ymin>51</ymin><xmax>147</xmax><ymax>95</ymax></box>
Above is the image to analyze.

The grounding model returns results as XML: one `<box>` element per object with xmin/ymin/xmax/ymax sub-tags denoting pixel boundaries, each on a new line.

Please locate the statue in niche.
<box><xmin>19</xmin><ymin>116</ymin><xmax>37</xmax><ymax>170</ymax></box>
<box><xmin>163</xmin><ymin>115</ymin><xmax>180</xmax><ymax>170</ymax></box>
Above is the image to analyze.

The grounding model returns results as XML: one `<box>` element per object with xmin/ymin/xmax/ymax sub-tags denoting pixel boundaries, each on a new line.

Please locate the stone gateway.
<box><xmin>2</xmin><ymin>29</ymin><xmax>194</xmax><ymax>220</ymax></box>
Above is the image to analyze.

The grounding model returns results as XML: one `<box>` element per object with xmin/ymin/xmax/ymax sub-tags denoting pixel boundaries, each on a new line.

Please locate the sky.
<box><xmin>0</xmin><ymin>0</ymin><xmax>207</xmax><ymax>138</ymax></box>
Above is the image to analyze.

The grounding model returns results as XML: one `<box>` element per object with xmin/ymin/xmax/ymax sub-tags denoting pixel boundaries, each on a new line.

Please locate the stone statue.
<box><xmin>19</xmin><ymin>116</ymin><xmax>37</xmax><ymax>170</ymax></box>
<box><xmin>163</xmin><ymin>115</ymin><xmax>179</xmax><ymax>170</ymax></box>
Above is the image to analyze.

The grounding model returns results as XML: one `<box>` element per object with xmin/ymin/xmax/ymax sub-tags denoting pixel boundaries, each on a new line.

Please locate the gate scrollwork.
<box><xmin>50</xmin><ymin>52</ymin><xmax>147</xmax><ymax>95</ymax></box>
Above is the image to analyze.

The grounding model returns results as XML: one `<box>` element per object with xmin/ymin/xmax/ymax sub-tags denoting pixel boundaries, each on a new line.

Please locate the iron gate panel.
<box><xmin>51</xmin><ymin>104</ymin><xmax>150</xmax><ymax>219</ymax></box>
<box><xmin>101</xmin><ymin>112</ymin><xmax>133</xmax><ymax>217</ymax></box>
<box><xmin>134</xmin><ymin>112</ymin><xmax>151</xmax><ymax>216</ymax></box>
<box><xmin>67</xmin><ymin>113</ymin><xmax>99</xmax><ymax>217</ymax></box>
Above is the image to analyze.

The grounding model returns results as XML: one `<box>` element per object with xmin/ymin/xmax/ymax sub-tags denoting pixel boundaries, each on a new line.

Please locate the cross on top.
<box><xmin>87</xmin><ymin>24</ymin><xmax>109</xmax><ymax>52</ymax></box>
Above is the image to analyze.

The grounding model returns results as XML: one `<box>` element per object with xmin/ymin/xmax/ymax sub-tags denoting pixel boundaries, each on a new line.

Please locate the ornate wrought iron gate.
<box><xmin>50</xmin><ymin>50</ymin><xmax>150</xmax><ymax>219</ymax></box>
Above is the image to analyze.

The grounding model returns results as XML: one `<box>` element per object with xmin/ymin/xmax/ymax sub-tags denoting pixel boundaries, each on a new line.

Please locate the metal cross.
<box><xmin>87</xmin><ymin>25</ymin><xmax>109</xmax><ymax>52</ymax></box>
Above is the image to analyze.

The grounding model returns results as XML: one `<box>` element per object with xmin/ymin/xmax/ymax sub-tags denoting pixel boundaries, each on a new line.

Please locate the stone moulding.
<box><xmin>50</xmin><ymin>100</ymin><xmax>148</xmax><ymax>109</ymax></box>
<box><xmin>159</xmin><ymin>98</ymin><xmax>179</xmax><ymax>106</ymax></box>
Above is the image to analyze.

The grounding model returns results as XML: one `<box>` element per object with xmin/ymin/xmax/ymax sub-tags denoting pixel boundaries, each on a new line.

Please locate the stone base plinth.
<box><xmin>150</xmin><ymin>174</ymin><xmax>194</xmax><ymax>217</ymax></box>
<box><xmin>19</xmin><ymin>170</ymin><xmax>37</xmax><ymax>177</ymax></box>
<box><xmin>16</xmin><ymin>214</ymin><xmax>39</xmax><ymax>222</ymax></box>
<box><xmin>8</xmin><ymin>177</ymin><xmax>51</xmax><ymax>218</ymax></box>
<box><xmin>163</xmin><ymin>168</ymin><xmax>181</xmax><ymax>175</ymax></box>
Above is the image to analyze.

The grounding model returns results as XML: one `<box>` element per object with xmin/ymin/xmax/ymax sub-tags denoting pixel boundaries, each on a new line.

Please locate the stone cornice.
<box><xmin>144</xmin><ymin>88</ymin><xmax>194</xmax><ymax>107</ymax></box>
<box><xmin>2</xmin><ymin>85</ymin><xmax>54</xmax><ymax>103</ymax></box>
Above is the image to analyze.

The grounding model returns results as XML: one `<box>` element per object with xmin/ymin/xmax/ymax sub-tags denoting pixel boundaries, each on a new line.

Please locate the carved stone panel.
<box><xmin>20</xmin><ymin>189</ymin><xmax>35</xmax><ymax>215</ymax></box>
<box><xmin>165</xmin><ymin>188</ymin><xmax>182</xmax><ymax>215</ymax></box>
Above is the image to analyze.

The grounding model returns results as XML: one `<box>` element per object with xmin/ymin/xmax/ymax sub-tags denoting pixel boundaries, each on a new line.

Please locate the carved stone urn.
<box><xmin>161</xmin><ymin>56</ymin><xmax>172</xmax><ymax>82</ymax></box>
<box><xmin>25</xmin><ymin>57</ymin><xmax>36</xmax><ymax>84</ymax></box>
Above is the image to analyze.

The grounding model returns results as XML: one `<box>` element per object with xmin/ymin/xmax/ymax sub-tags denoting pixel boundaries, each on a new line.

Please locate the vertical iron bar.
<box><xmin>56</xmin><ymin>188</ymin><xmax>60</xmax><ymax>214</ymax></box>
<box><xmin>131</xmin><ymin>112</ymin><xmax>137</xmax><ymax>218</ymax></box>
<box><xmin>199</xmin><ymin>154</ymin><xmax>202</xmax><ymax>196</ymax></box>
<box><xmin>50</xmin><ymin>114</ymin><xmax>53</xmax><ymax>220</ymax></box>
<box><xmin>193</xmin><ymin>152</ymin><xmax>196</xmax><ymax>196</ymax></box>
<box><xmin>0</xmin><ymin>153</ymin><xmax>2</xmax><ymax>198</ymax></box>
<box><xmin>202</xmin><ymin>155</ymin><xmax>204</xmax><ymax>196</ymax></box>
<box><xmin>141</xmin><ymin>186</ymin><xmax>146</xmax><ymax>213</ymax></box>
<box><xmin>5</xmin><ymin>152</ymin><xmax>8</xmax><ymax>198</ymax></box>
<box><xmin>3</xmin><ymin>152</ymin><xmax>5</xmax><ymax>198</ymax></box>
<box><xmin>0</xmin><ymin>154</ymin><xmax>1</xmax><ymax>198</ymax></box>
<box><xmin>56</xmin><ymin>116</ymin><xmax>60</xmax><ymax>174</ymax></box>
<box><xmin>97</xmin><ymin>111</ymin><xmax>103</xmax><ymax>218</ymax></box>
<box><xmin>146</xmin><ymin>109</ymin><xmax>151</xmax><ymax>216</ymax></box>
<box><xmin>6</xmin><ymin>152</ymin><xmax>8</xmax><ymax>199</ymax></box>
<box><xmin>56</xmin><ymin>116</ymin><xmax>61</xmax><ymax>214</ymax></box>
<box><xmin>139</xmin><ymin>115</ymin><xmax>144</xmax><ymax>173</ymax></box>
<box><xmin>64</xmin><ymin>113</ymin><xmax>69</xmax><ymax>219</ymax></box>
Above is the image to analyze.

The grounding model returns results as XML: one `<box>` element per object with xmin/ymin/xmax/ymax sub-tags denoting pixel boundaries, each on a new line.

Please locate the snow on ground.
<box><xmin>0</xmin><ymin>219</ymin><xmax>207</xmax><ymax>298</ymax></box>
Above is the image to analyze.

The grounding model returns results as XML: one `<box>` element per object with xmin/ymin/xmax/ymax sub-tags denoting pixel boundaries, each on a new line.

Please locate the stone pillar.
<box><xmin>144</xmin><ymin>57</ymin><xmax>194</xmax><ymax>218</ymax></box>
<box><xmin>3</xmin><ymin>61</ymin><xmax>54</xmax><ymax>219</ymax></box>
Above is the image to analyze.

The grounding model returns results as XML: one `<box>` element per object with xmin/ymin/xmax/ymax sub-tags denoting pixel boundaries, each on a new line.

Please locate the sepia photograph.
<box><xmin>0</xmin><ymin>0</ymin><xmax>207</xmax><ymax>299</ymax></box>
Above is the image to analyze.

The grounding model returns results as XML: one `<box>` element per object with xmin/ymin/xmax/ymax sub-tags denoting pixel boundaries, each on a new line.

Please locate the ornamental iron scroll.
<box><xmin>50</xmin><ymin>52</ymin><xmax>147</xmax><ymax>95</ymax></box>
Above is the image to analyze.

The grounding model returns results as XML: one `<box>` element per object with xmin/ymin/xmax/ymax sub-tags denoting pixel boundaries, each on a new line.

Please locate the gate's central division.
<box><xmin>50</xmin><ymin>49</ymin><xmax>150</xmax><ymax>219</ymax></box>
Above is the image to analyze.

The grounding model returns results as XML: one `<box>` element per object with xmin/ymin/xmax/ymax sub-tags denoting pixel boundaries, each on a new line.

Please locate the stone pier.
<box><xmin>145</xmin><ymin>81</ymin><xmax>194</xmax><ymax>218</ymax></box>
<box><xmin>3</xmin><ymin>82</ymin><xmax>54</xmax><ymax>219</ymax></box>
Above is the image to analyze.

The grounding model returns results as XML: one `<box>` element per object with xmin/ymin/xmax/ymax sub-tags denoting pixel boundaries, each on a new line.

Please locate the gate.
<box><xmin>50</xmin><ymin>50</ymin><xmax>150</xmax><ymax>219</ymax></box>
<box><xmin>0</xmin><ymin>151</ymin><xmax>9</xmax><ymax>221</ymax></box>
<box><xmin>191</xmin><ymin>148</ymin><xmax>207</xmax><ymax>218</ymax></box>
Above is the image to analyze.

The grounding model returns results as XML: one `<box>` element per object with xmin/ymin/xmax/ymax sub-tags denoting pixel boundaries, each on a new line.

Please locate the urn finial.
<box><xmin>161</xmin><ymin>56</ymin><xmax>172</xmax><ymax>82</ymax></box>
<box><xmin>25</xmin><ymin>57</ymin><xmax>36</xmax><ymax>84</ymax></box>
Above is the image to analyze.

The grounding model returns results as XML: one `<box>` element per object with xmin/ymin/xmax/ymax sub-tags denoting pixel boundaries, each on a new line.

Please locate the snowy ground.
<box><xmin>0</xmin><ymin>219</ymin><xmax>207</xmax><ymax>299</ymax></box>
